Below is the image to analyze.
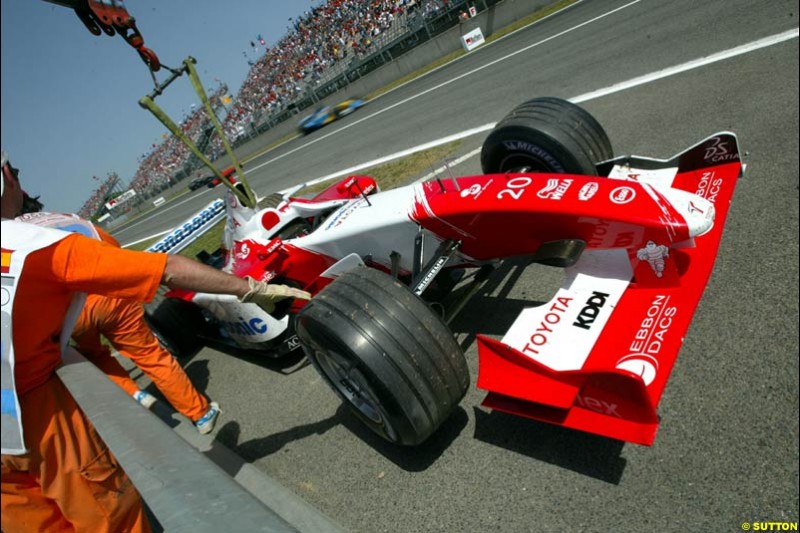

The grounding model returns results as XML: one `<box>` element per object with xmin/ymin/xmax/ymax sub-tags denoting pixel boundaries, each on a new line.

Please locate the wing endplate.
<box><xmin>477</xmin><ymin>135</ymin><xmax>743</xmax><ymax>445</ymax></box>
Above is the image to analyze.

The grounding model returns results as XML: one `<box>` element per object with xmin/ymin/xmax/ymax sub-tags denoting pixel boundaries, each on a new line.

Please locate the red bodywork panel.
<box><xmin>475</xmin><ymin>155</ymin><xmax>742</xmax><ymax>445</ymax></box>
<box><xmin>411</xmin><ymin>174</ymin><xmax>694</xmax><ymax>261</ymax></box>
<box><xmin>309</xmin><ymin>175</ymin><xmax>378</xmax><ymax>203</ymax></box>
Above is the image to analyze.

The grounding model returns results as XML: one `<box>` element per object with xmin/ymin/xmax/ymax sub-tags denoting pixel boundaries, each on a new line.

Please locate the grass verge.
<box><xmin>298</xmin><ymin>139</ymin><xmax>463</xmax><ymax>196</ymax></box>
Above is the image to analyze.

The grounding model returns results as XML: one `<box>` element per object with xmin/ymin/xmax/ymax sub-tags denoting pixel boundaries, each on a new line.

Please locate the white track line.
<box><xmin>125</xmin><ymin>229</ymin><xmax>171</xmax><ymax>248</ymax></box>
<box><xmin>248</xmin><ymin>0</ymin><xmax>642</xmax><ymax>173</ymax></box>
<box><xmin>300</xmin><ymin>28</ymin><xmax>800</xmax><ymax>188</ymax></box>
<box><xmin>572</xmin><ymin>28</ymin><xmax>799</xmax><ymax>103</ymax></box>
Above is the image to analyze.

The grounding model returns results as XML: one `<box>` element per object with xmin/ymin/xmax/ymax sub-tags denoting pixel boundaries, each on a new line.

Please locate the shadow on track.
<box><xmin>448</xmin><ymin>258</ymin><xmax>628</xmax><ymax>484</ymax></box>
<box><xmin>472</xmin><ymin>408</ymin><xmax>627</xmax><ymax>484</ymax></box>
<box><xmin>214</xmin><ymin>404</ymin><xmax>469</xmax><ymax>473</ymax></box>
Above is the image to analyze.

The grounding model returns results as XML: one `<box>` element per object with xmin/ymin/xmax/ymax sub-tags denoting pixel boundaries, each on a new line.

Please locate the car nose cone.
<box><xmin>658</xmin><ymin>187</ymin><xmax>716</xmax><ymax>237</ymax></box>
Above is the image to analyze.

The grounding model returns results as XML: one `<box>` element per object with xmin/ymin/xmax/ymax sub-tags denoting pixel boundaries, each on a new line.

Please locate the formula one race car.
<box><xmin>188</xmin><ymin>175</ymin><xmax>215</xmax><ymax>191</ymax></box>
<box><xmin>146</xmin><ymin>97</ymin><xmax>743</xmax><ymax>447</ymax></box>
<box><xmin>298</xmin><ymin>97</ymin><xmax>366</xmax><ymax>134</ymax></box>
<box><xmin>187</xmin><ymin>166</ymin><xmax>238</xmax><ymax>191</ymax></box>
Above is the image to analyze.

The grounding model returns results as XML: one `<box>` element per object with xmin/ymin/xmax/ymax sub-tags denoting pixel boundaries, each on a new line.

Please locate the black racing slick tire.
<box><xmin>295</xmin><ymin>267</ymin><xmax>470</xmax><ymax>446</ymax></box>
<box><xmin>145</xmin><ymin>298</ymin><xmax>206</xmax><ymax>358</ymax></box>
<box><xmin>481</xmin><ymin>97</ymin><xmax>613</xmax><ymax>175</ymax></box>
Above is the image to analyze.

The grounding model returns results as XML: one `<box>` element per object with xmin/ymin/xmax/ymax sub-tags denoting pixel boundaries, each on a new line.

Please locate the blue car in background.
<box><xmin>298</xmin><ymin>97</ymin><xmax>366</xmax><ymax>134</ymax></box>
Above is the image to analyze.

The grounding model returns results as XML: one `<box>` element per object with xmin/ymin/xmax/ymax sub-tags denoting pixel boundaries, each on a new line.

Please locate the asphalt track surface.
<box><xmin>113</xmin><ymin>1</ymin><xmax>799</xmax><ymax>531</ymax></box>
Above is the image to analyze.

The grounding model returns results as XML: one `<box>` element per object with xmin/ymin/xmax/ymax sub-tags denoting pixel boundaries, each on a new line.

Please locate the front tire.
<box><xmin>296</xmin><ymin>267</ymin><xmax>469</xmax><ymax>446</ymax></box>
<box><xmin>481</xmin><ymin>96</ymin><xmax>613</xmax><ymax>174</ymax></box>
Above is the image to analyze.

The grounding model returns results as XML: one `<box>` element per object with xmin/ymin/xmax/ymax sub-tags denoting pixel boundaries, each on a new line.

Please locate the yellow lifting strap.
<box><xmin>138</xmin><ymin>57</ymin><xmax>257</xmax><ymax>209</ymax></box>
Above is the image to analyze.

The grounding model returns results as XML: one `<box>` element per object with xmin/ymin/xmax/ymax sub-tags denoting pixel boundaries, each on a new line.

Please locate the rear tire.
<box><xmin>481</xmin><ymin>97</ymin><xmax>613</xmax><ymax>175</ymax></box>
<box><xmin>145</xmin><ymin>298</ymin><xmax>206</xmax><ymax>358</ymax></box>
<box><xmin>296</xmin><ymin>267</ymin><xmax>469</xmax><ymax>446</ymax></box>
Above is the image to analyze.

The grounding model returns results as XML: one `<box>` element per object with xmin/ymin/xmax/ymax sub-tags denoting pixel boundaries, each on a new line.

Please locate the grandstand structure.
<box><xmin>85</xmin><ymin>0</ymin><xmax>500</xmax><ymax>220</ymax></box>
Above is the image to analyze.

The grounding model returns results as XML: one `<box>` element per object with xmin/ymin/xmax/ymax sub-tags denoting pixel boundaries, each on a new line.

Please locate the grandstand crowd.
<box><xmin>79</xmin><ymin>0</ymin><xmax>466</xmax><ymax>220</ymax></box>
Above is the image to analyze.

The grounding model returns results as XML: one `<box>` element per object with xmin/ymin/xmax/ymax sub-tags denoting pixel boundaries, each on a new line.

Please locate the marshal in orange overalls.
<box><xmin>1</xmin><ymin>231</ymin><xmax>166</xmax><ymax>533</ymax></box>
<box><xmin>72</xmin><ymin>294</ymin><xmax>210</xmax><ymax>422</ymax></box>
<box><xmin>72</xmin><ymin>227</ymin><xmax>211</xmax><ymax>423</ymax></box>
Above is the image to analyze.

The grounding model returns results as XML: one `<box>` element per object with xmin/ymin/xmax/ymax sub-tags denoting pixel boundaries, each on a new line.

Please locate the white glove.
<box><xmin>240</xmin><ymin>276</ymin><xmax>312</xmax><ymax>312</ymax></box>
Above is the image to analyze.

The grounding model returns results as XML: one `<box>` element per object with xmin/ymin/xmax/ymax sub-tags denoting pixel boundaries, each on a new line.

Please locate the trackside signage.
<box><xmin>502</xmin><ymin>249</ymin><xmax>632</xmax><ymax>371</ymax></box>
<box><xmin>148</xmin><ymin>199</ymin><xmax>225</xmax><ymax>254</ymax></box>
<box><xmin>105</xmin><ymin>189</ymin><xmax>137</xmax><ymax>210</ymax></box>
<box><xmin>461</xmin><ymin>27</ymin><xmax>485</xmax><ymax>52</ymax></box>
